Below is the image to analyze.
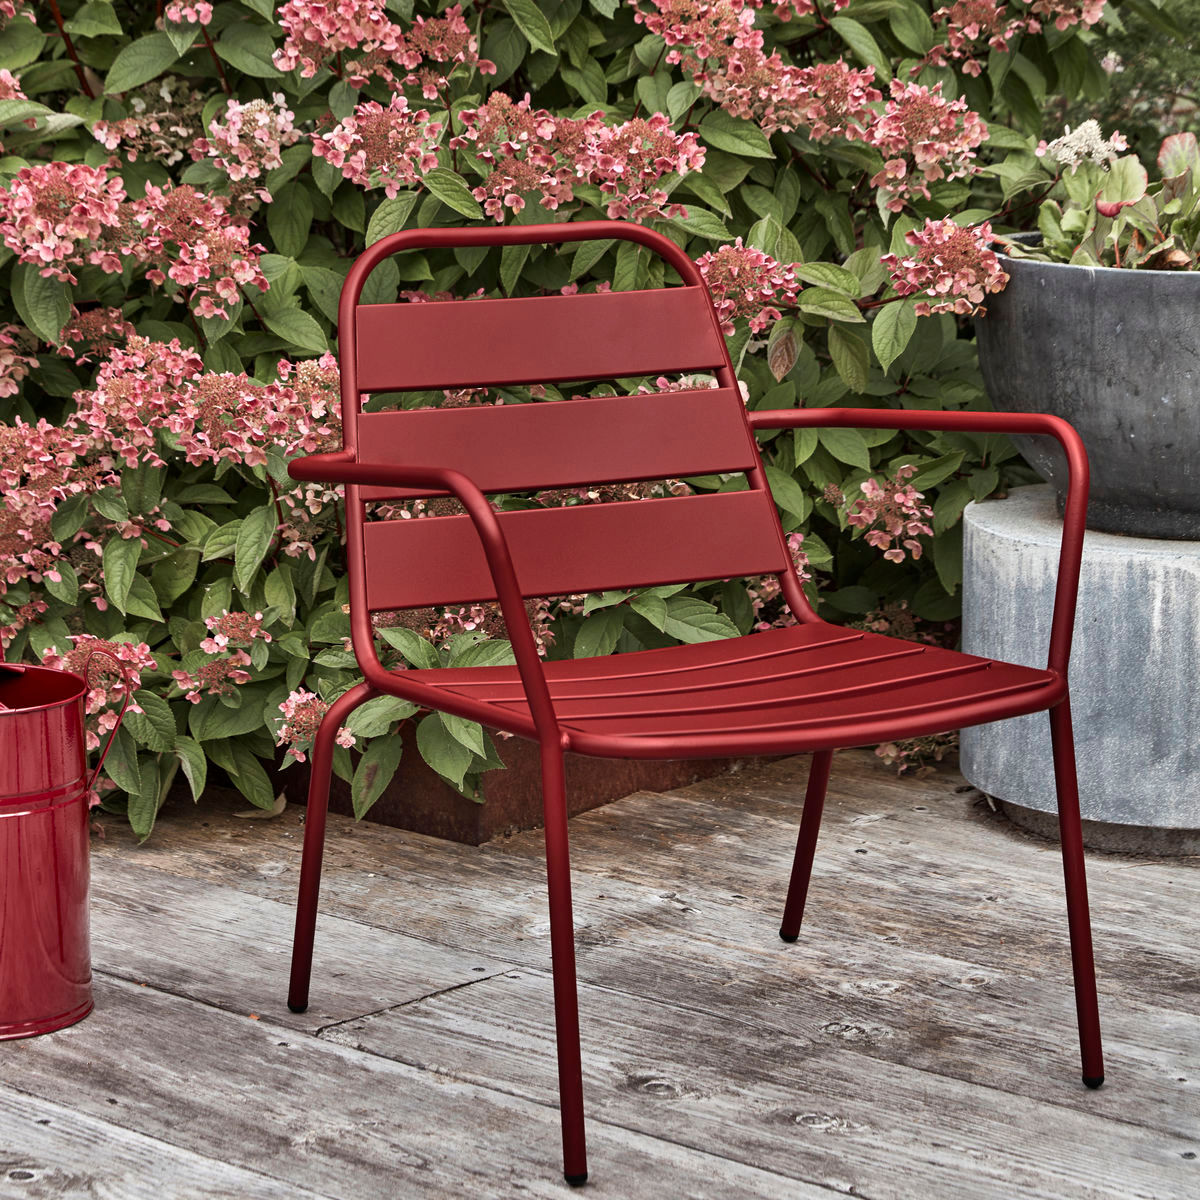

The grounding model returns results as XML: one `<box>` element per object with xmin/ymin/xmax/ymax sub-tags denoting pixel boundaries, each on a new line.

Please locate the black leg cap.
<box><xmin>288</xmin><ymin>1001</ymin><xmax>308</xmax><ymax>1014</ymax></box>
<box><xmin>1083</xmin><ymin>1074</ymin><xmax>1104</xmax><ymax>1090</ymax></box>
<box><xmin>565</xmin><ymin>1172</ymin><xmax>588</xmax><ymax>1188</ymax></box>
<box><xmin>779</xmin><ymin>929</ymin><xmax>798</xmax><ymax>943</ymax></box>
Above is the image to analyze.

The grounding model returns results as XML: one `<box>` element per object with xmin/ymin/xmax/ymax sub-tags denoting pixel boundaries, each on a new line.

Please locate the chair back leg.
<box><xmin>1049</xmin><ymin>697</ymin><xmax>1105</xmax><ymax>1087</ymax></box>
<box><xmin>780</xmin><ymin>750</ymin><xmax>834</xmax><ymax>942</ymax></box>
<box><xmin>288</xmin><ymin>683</ymin><xmax>375</xmax><ymax>1014</ymax></box>
<box><xmin>540</xmin><ymin>741</ymin><xmax>589</xmax><ymax>1185</ymax></box>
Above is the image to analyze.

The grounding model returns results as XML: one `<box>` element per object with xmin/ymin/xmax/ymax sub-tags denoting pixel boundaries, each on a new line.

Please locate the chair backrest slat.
<box><xmin>354</xmin><ymin>388</ymin><xmax>755</xmax><ymax>500</ymax></box>
<box><xmin>361</xmin><ymin>492</ymin><xmax>787</xmax><ymax>611</ymax></box>
<box><xmin>355</xmin><ymin>287</ymin><xmax>725</xmax><ymax>391</ymax></box>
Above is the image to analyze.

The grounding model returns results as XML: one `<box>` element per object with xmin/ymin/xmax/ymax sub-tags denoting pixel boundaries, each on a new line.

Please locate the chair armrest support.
<box><xmin>747</xmin><ymin>408</ymin><xmax>1089</xmax><ymax>679</ymax></box>
<box><xmin>287</xmin><ymin>454</ymin><xmax>562</xmax><ymax>744</ymax></box>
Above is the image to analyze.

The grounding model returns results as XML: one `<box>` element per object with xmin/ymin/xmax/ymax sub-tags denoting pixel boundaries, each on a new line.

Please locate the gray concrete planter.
<box><xmin>975</xmin><ymin>242</ymin><xmax>1200</xmax><ymax>539</ymax></box>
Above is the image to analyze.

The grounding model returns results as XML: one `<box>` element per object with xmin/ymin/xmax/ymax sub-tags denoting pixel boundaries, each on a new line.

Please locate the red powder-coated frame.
<box><xmin>285</xmin><ymin>221</ymin><xmax>1103</xmax><ymax>1187</ymax></box>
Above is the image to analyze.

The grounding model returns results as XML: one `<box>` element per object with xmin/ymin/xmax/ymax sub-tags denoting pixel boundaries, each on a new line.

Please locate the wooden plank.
<box><xmin>325</xmin><ymin>967</ymin><xmax>1200</xmax><ymax>1200</ymax></box>
<box><xmin>0</xmin><ymin>1083</ymin><xmax>330</xmax><ymax>1199</ymax></box>
<box><xmin>354</xmin><ymin>287</ymin><xmax>726</xmax><ymax>391</ymax></box>
<box><xmin>361</xmin><ymin>490</ymin><xmax>785</xmax><ymax>611</ymax></box>
<box><xmin>353</xmin><ymin>388</ymin><xmax>755</xmax><ymax>501</ymax></box>
<box><xmin>102</xmin><ymin>756</ymin><xmax>1200</xmax><ymax>1140</ymax></box>
<box><xmin>2</xmin><ymin>978</ymin><xmax>836</xmax><ymax>1200</ymax></box>
<box><xmin>88</xmin><ymin>859</ymin><xmax>517</xmax><ymax>1034</ymax></box>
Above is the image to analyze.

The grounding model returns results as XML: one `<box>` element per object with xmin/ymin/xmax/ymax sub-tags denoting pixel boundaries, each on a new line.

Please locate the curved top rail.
<box><xmin>337</xmin><ymin>220</ymin><xmax>704</xmax><ymax>324</ymax></box>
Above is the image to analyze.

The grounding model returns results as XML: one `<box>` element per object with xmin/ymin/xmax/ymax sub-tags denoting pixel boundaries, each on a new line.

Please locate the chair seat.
<box><xmin>405</xmin><ymin>622</ymin><xmax>1064</xmax><ymax>758</ymax></box>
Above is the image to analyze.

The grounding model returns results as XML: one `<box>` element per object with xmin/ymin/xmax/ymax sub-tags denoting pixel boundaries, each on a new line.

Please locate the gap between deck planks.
<box><xmin>4</xmin><ymin>749</ymin><xmax>1195</xmax><ymax>1199</ymax></box>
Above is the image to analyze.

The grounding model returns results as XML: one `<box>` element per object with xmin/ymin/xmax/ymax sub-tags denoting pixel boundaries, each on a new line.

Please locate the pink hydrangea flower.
<box><xmin>928</xmin><ymin>2</ymin><xmax>1028</xmax><ymax>77</ymax></box>
<box><xmin>56</xmin><ymin>307</ymin><xmax>136</xmax><ymax>364</ymax></box>
<box><xmin>163</xmin><ymin>1</ymin><xmax>213</xmax><ymax>23</ymax></box>
<box><xmin>172</xmin><ymin>651</ymin><xmax>253</xmax><ymax>703</ymax></box>
<box><xmin>313</xmin><ymin>96</ymin><xmax>443</xmax><ymax>197</ymax></box>
<box><xmin>695</xmin><ymin>239</ymin><xmax>801</xmax><ymax>334</ymax></box>
<box><xmin>0</xmin><ymin>323</ymin><xmax>37</xmax><ymax>398</ymax></box>
<box><xmin>881</xmin><ymin>218</ymin><xmax>1009</xmax><ymax>316</ymax></box>
<box><xmin>41</xmin><ymin>636</ymin><xmax>158</xmax><ymax>751</ymax></box>
<box><xmin>845</xmin><ymin>466</ymin><xmax>934</xmax><ymax>563</ymax></box>
<box><xmin>866</xmin><ymin>80</ymin><xmax>988</xmax><ymax>211</ymax></box>
<box><xmin>193</xmin><ymin>94</ymin><xmax>300</xmax><ymax>184</ymax></box>
<box><xmin>276</xmin><ymin>689</ymin><xmax>356</xmax><ymax>762</ymax></box>
<box><xmin>200</xmin><ymin>610</ymin><xmax>273</xmax><ymax>655</ymax></box>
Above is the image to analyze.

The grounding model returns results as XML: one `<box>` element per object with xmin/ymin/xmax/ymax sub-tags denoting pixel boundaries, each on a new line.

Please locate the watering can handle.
<box><xmin>81</xmin><ymin>649</ymin><xmax>133</xmax><ymax>796</ymax></box>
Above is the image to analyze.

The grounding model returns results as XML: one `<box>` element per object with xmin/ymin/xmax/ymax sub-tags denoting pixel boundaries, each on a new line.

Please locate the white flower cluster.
<box><xmin>1038</xmin><ymin>120</ymin><xmax>1128</xmax><ymax>171</ymax></box>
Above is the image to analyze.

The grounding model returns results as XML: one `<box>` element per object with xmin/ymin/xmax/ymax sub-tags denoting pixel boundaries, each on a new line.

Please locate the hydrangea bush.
<box><xmin>0</xmin><ymin>0</ymin><xmax>1160</xmax><ymax>835</ymax></box>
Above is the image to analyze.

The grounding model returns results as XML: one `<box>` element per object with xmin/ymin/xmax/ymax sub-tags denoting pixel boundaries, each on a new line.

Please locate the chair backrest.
<box><xmin>337</xmin><ymin>222</ymin><xmax>796</xmax><ymax>616</ymax></box>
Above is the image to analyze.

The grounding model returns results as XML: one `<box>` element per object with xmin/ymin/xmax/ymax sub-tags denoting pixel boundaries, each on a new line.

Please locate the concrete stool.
<box><xmin>961</xmin><ymin>485</ymin><xmax>1200</xmax><ymax>854</ymax></box>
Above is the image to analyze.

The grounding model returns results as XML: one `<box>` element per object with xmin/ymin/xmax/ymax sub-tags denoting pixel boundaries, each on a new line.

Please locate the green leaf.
<box><xmin>820</xmin><ymin>427</ymin><xmax>872</xmax><ymax>470</ymax></box>
<box><xmin>301</xmin><ymin>264</ymin><xmax>345</xmax><ymax>324</ymax></box>
<box><xmin>102</xmin><ymin>535</ymin><xmax>141</xmax><ymax>613</ymax></box>
<box><xmin>13</xmin><ymin>263</ymin><xmax>71</xmax><ymax>344</ymax></box>
<box><xmin>51</xmin><ymin>493</ymin><xmax>89</xmax><ymax>542</ymax></box>
<box><xmin>0</xmin><ymin>99</ymin><xmax>51</xmax><ymax>128</ymax></box>
<box><xmin>215</xmin><ymin>22</ymin><xmax>281</xmax><ymax>78</ymax></box>
<box><xmin>124</xmin><ymin>573</ymin><xmax>164</xmax><ymax>622</ymax></box>
<box><xmin>612</xmin><ymin>240</ymin><xmax>643</xmax><ymax>292</ymax></box>
<box><xmin>268</xmin><ymin>182</ymin><xmax>313</xmax><ymax>259</ymax></box>
<box><xmin>151</xmin><ymin>549</ymin><xmax>201</xmax><ymax>606</ymax></box>
<box><xmin>907</xmin><ymin>452</ymin><xmax>965</xmax><ymax>490</ymax></box>
<box><xmin>501</xmin><ymin>242</ymin><xmax>532</xmax><ymax>294</ymax></box>
<box><xmin>416</xmin><ymin>711</ymin><xmax>473</xmax><ymax>788</ymax></box>
<box><xmin>0</xmin><ymin>17</ymin><xmax>42</xmax><ymax>69</ymax></box>
<box><xmin>829</xmin><ymin>17</ymin><xmax>892</xmax><ymax>82</ymax></box>
<box><xmin>344</xmin><ymin>696</ymin><xmax>419</xmax><ymax>738</ymax></box>
<box><xmin>871</xmin><ymin>300</ymin><xmax>918</xmax><ymax>374</ymax></box>
<box><xmin>828</xmin><ymin>325</ymin><xmax>870</xmax><ymax>392</ymax></box>
<box><xmin>351</xmin><ymin>734</ymin><xmax>404</xmax><ymax>819</ymax></box>
<box><xmin>449</xmin><ymin>639</ymin><xmax>517</xmax><ymax>668</ymax></box>
<box><xmin>124</xmin><ymin>690</ymin><xmax>177</xmax><ymax>753</ymax></box>
<box><xmin>662</xmin><ymin>596</ymin><xmax>739</xmax><ymax>644</ymax></box>
<box><xmin>629</xmin><ymin>592</ymin><xmax>668</xmax><ymax>630</ymax></box>
<box><xmin>889</xmin><ymin>5</ymin><xmax>935</xmax><ymax>55</ymax></box>
<box><xmin>173</xmin><ymin>734</ymin><xmax>207</xmax><ymax>801</ymax></box>
<box><xmin>104</xmin><ymin>32</ymin><xmax>180</xmax><ymax>94</ymax></box>
<box><xmin>799</xmin><ymin>288</ymin><xmax>865</xmax><ymax>323</ymax></box>
<box><xmin>234</xmin><ymin>504</ymin><xmax>277</xmax><ymax>594</ymax></box>
<box><xmin>365</xmin><ymin>192</ymin><xmax>420</xmax><ymax>246</ymax></box>
<box><xmin>163</xmin><ymin>19</ymin><xmax>198</xmax><ymax>57</ymax></box>
<box><xmin>378</xmin><ymin>626</ymin><xmax>441</xmax><ymax>668</ymax></box>
<box><xmin>933</xmin><ymin>527</ymin><xmax>963</xmax><ymax>596</ymax></box>
<box><xmin>503</xmin><ymin>0</ymin><xmax>557</xmax><ymax>55</ymax></box>
<box><xmin>483</xmin><ymin>18</ymin><xmax>528</xmax><ymax>86</ymax></box>
<box><xmin>794</xmin><ymin>263</ymin><xmax>861</xmax><ymax>297</ymax></box>
<box><xmin>698</xmin><ymin>109</ymin><xmax>774</xmax><ymax>158</ymax></box>
<box><xmin>763</xmin><ymin>463</ymin><xmax>811</xmax><ymax>523</ymax></box>
<box><xmin>442</xmin><ymin>713</ymin><xmax>486</xmax><ymax>758</ymax></box>
<box><xmin>262</xmin><ymin>305</ymin><xmax>329</xmax><ymax>354</ymax></box>
<box><xmin>45</xmin><ymin>561</ymin><xmax>79</xmax><ymax>605</ymax></box>
<box><xmin>423</xmin><ymin>167</ymin><xmax>484</xmax><ymax>219</ymax></box>
<box><xmin>226</xmin><ymin>741</ymin><xmax>277</xmax><ymax>810</ymax></box>
<box><xmin>103</xmin><ymin>727</ymin><xmax>143</xmax><ymax>797</ymax></box>
<box><xmin>669</xmin><ymin>207</ymin><xmax>731</xmax><ymax>242</ymax></box>
<box><xmin>574</xmin><ymin>606</ymin><xmax>624</xmax><ymax>657</ymax></box>
<box><xmin>189</xmin><ymin>689</ymin><xmax>274</xmax><ymax>740</ymax></box>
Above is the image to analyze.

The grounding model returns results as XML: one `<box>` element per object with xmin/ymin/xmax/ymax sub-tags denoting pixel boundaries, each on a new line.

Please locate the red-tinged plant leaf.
<box><xmin>767</xmin><ymin>318</ymin><xmax>799</xmax><ymax>381</ymax></box>
<box><xmin>1157</xmin><ymin>133</ymin><xmax>1200</xmax><ymax>178</ymax></box>
<box><xmin>1095</xmin><ymin>155</ymin><xmax>1148</xmax><ymax>217</ymax></box>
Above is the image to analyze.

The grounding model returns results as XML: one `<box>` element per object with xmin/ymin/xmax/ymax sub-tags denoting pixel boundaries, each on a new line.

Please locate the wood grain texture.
<box><xmin>20</xmin><ymin>748</ymin><xmax>1192</xmax><ymax>1199</ymax></box>
<box><xmin>0</xmin><ymin>1084</ymin><xmax>331</xmax><ymax>1200</ymax></box>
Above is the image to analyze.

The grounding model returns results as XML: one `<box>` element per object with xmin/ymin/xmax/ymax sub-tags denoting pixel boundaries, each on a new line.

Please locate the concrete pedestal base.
<box><xmin>960</xmin><ymin>486</ymin><xmax>1200</xmax><ymax>853</ymax></box>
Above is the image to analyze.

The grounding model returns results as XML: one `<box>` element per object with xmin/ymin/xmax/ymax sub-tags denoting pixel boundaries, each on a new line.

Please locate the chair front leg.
<box><xmin>1049</xmin><ymin>696</ymin><xmax>1105</xmax><ymax>1087</ymax></box>
<box><xmin>540</xmin><ymin>740</ymin><xmax>588</xmax><ymax>1186</ymax></box>
<box><xmin>780</xmin><ymin>749</ymin><xmax>834</xmax><ymax>942</ymax></box>
<box><xmin>288</xmin><ymin>682</ymin><xmax>376</xmax><ymax>1014</ymax></box>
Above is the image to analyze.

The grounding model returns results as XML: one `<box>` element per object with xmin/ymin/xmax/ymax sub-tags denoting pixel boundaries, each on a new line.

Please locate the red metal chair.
<box><xmin>285</xmin><ymin>220</ymin><xmax>1102</xmax><ymax>1186</ymax></box>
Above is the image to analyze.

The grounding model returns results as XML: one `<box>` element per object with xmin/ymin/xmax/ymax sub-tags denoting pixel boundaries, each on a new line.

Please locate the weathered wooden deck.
<box><xmin>2</xmin><ymin>750</ymin><xmax>1197</xmax><ymax>1199</ymax></box>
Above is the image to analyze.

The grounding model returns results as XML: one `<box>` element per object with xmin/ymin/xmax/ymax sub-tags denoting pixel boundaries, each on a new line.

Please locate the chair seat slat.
<box><xmin>355</xmin><ymin>389</ymin><xmax>755</xmax><ymax>500</ymax></box>
<box><xmin>355</xmin><ymin>288</ymin><xmax>726</xmax><ymax>391</ymax></box>
<box><xmin>362</xmin><ymin>491</ymin><xmax>787</xmax><ymax>611</ymax></box>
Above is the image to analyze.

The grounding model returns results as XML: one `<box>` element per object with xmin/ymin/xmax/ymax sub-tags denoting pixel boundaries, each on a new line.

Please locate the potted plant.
<box><xmin>975</xmin><ymin>124</ymin><xmax>1200</xmax><ymax>539</ymax></box>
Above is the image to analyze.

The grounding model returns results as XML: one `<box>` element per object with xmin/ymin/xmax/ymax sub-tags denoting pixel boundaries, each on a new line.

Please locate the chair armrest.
<box><xmin>747</xmin><ymin>408</ymin><xmax>1089</xmax><ymax>679</ymax></box>
<box><xmin>288</xmin><ymin>453</ymin><xmax>561</xmax><ymax>743</ymax></box>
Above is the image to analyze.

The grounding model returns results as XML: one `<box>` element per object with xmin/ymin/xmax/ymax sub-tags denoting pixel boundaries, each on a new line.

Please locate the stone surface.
<box><xmin>960</xmin><ymin>486</ymin><xmax>1200</xmax><ymax>842</ymax></box>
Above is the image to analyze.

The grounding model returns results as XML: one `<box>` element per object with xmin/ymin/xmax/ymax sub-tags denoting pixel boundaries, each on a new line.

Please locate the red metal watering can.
<box><xmin>0</xmin><ymin>655</ymin><xmax>127</xmax><ymax>1039</ymax></box>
